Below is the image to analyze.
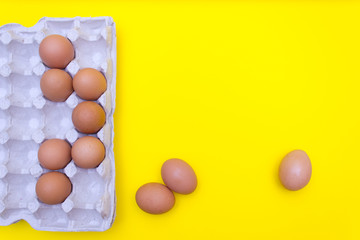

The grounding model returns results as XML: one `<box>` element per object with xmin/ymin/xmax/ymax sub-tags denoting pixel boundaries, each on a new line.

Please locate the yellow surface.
<box><xmin>1</xmin><ymin>0</ymin><xmax>360</xmax><ymax>239</ymax></box>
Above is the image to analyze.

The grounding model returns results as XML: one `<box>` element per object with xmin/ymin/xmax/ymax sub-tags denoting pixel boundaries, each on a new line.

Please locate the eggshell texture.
<box><xmin>73</xmin><ymin>68</ymin><xmax>107</xmax><ymax>100</ymax></box>
<box><xmin>136</xmin><ymin>183</ymin><xmax>175</xmax><ymax>214</ymax></box>
<box><xmin>72</xmin><ymin>101</ymin><xmax>106</xmax><ymax>134</ymax></box>
<box><xmin>36</xmin><ymin>172</ymin><xmax>72</xmax><ymax>205</ymax></box>
<box><xmin>279</xmin><ymin>150</ymin><xmax>312</xmax><ymax>191</ymax></box>
<box><xmin>38</xmin><ymin>139</ymin><xmax>72</xmax><ymax>170</ymax></box>
<box><xmin>72</xmin><ymin>136</ymin><xmax>105</xmax><ymax>169</ymax></box>
<box><xmin>39</xmin><ymin>34</ymin><xmax>74</xmax><ymax>69</ymax></box>
<box><xmin>40</xmin><ymin>69</ymin><xmax>73</xmax><ymax>102</ymax></box>
<box><xmin>161</xmin><ymin>158</ymin><xmax>197</xmax><ymax>194</ymax></box>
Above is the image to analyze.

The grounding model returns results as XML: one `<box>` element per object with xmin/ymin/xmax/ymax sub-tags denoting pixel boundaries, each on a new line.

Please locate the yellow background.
<box><xmin>1</xmin><ymin>0</ymin><xmax>360</xmax><ymax>239</ymax></box>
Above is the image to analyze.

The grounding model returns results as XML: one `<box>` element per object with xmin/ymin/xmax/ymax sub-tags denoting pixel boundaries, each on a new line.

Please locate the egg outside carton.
<box><xmin>0</xmin><ymin>17</ymin><xmax>116</xmax><ymax>231</ymax></box>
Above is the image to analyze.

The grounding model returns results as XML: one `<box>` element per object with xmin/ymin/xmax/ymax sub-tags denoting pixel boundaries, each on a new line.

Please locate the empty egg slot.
<box><xmin>0</xmin><ymin>209</ymin><xmax>19</xmax><ymax>220</ymax></box>
<box><xmin>73</xmin><ymin>38</ymin><xmax>107</xmax><ymax>69</ymax></box>
<box><xmin>45</xmin><ymin>20</ymin><xmax>75</xmax><ymax>36</ymax></box>
<box><xmin>79</xmin><ymin>19</ymin><xmax>106</xmax><ymax>39</ymax></box>
<box><xmin>1</xmin><ymin>174</ymin><xmax>36</xmax><ymax>210</ymax></box>
<box><xmin>7</xmin><ymin>106</ymin><xmax>44</xmax><ymax>141</ymax></box>
<box><xmin>6</xmin><ymin>140</ymin><xmax>39</xmax><ymax>175</ymax></box>
<box><xmin>34</xmin><ymin>207</ymin><xmax>69</xmax><ymax>228</ymax></box>
<box><xmin>9</xmin><ymin>74</ymin><xmax>41</xmax><ymax>108</ymax></box>
<box><xmin>69</xmin><ymin>170</ymin><xmax>105</xmax><ymax>209</ymax></box>
<box><xmin>43</xmin><ymin>102</ymin><xmax>73</xmax><ymax>139</ymax></box>
<box><xmin>7</xmin><ymin>41</ymin><xmax>38</xmax><ymax>75</ymax></box>
<box><xmin>67</xmin><ymin>209</ymin><xmax>104</xmax><ymax>230</ymax></box>
<box><xmin>0</xmin><ymin>110</ymin><xmax>10</xmax><ymax>139</ymax></box>
<box><xmin>0</xmin><ymin>76</ymin><xmax>12</xmax><ymax>104</ymax></box>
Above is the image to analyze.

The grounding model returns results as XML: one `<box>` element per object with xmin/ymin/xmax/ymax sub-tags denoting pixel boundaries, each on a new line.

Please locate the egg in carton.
<box><xmin>0</xmin><ymin>17</ymin><xmax>116</xmax><ymax>231</ymax></box>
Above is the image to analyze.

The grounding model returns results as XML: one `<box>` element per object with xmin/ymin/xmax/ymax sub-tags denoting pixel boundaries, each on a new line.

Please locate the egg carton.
<box><xmin>0</xmin><ymin>17</ymin><xmax>116</xmax><ymax>231</ymax></box>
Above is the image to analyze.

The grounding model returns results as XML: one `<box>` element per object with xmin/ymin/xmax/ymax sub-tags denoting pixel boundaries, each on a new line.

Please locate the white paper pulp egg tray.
<box><xmin>0</xmin><ymin>17</ymin><xmax>116</xmax><ymax>231</ymax></box>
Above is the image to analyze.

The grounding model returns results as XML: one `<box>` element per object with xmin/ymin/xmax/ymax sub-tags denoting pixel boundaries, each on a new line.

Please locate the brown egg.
<box><xmin>36</xmin><ymin>172</ymin><xmax>72</xmax><ymax>205</ymax></box>
<box><xmin>73</xmin><ymin>68</ymin><xmax>107</xmax><ymax>100</ymax></box>
<box><xmin>38</xmin><ymin>139</ymin><xmax>72</xmax><ymax>170</ymax></box>
<box><xmin>40</xmin><ymin>69</ymin><xmax>73</xmax><ymax>102</ymax></box>
<box><xmin>161</xmin><ymin>158</ymin><xmax>197</xmax><ymax>194</ymax></box>
<box><xmin>39</xmin><ymin>34</ymin><xmax>75</xmax><ymax>69</ymax></box>
<box><xmin>136</xmin><ymin>182</ymin><xmax>175</xmax><ymax>214</ymax></box>
<box><xmin>72</xmin><ymin>136</ymin><xmax>105</xmax><ymax>169</ymax></box>
<box><xmin>72</xmin><ymin>101</ymin><xmax>106</xmax><ymax>134</ymax></box>
<box><xmin>279</xmin><ymin>150</ymin><xmax>312</xmax><ymax>191</ymax></box>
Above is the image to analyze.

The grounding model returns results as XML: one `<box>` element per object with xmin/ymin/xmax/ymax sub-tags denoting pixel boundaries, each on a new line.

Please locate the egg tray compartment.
<box><xmin>0</xmin><ymin>17</ymin><xmax>116</xmax><ymax>231</ymax></box>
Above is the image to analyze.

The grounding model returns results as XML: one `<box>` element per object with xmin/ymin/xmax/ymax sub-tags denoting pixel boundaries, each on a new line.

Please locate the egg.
<box><xmin>73</xmin><ymin>68</ymin><xmax>107</xmax><ymax>100</ymax></box>
<box><xmin>40</xmin><ymin>69</ymin><xmax>73</xmax><ymax>102</ymax></box>
<box><xmin>161</xmin><ymin>158</ymin><xmax>197</xmax><ymax>194</ymax></box>
<box><xmin>72</xmin><ymin>101</ymin><xmax>106</xmax><ymax>134</ymax></box>
<box><xmin>279</xmin><ymin>150</ymin><xmax>312</xmax><ymax>191</ymax></box>
<box><xmin>72</xmin><ymin>136</ymin><xmax>105</xmax><ymax>168</ymax></box>
<box><xmin>136</xmin><ymin>182</ymin><xmax>175</xmax><ymax>214</ymax></box>
<box><xmin>38</xmin><ymin>139</ymin><xmax>72</xmax><ymax>170</ymax></box>
<box><xmin>36</xmin><ymin>172</ymin><xmax>72</xmax><ymax>205</ymax></box>
<box><xmin>39</xmin><ymin>34</ymin><xmax>75</xmax><ymax>69</ymax></box>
